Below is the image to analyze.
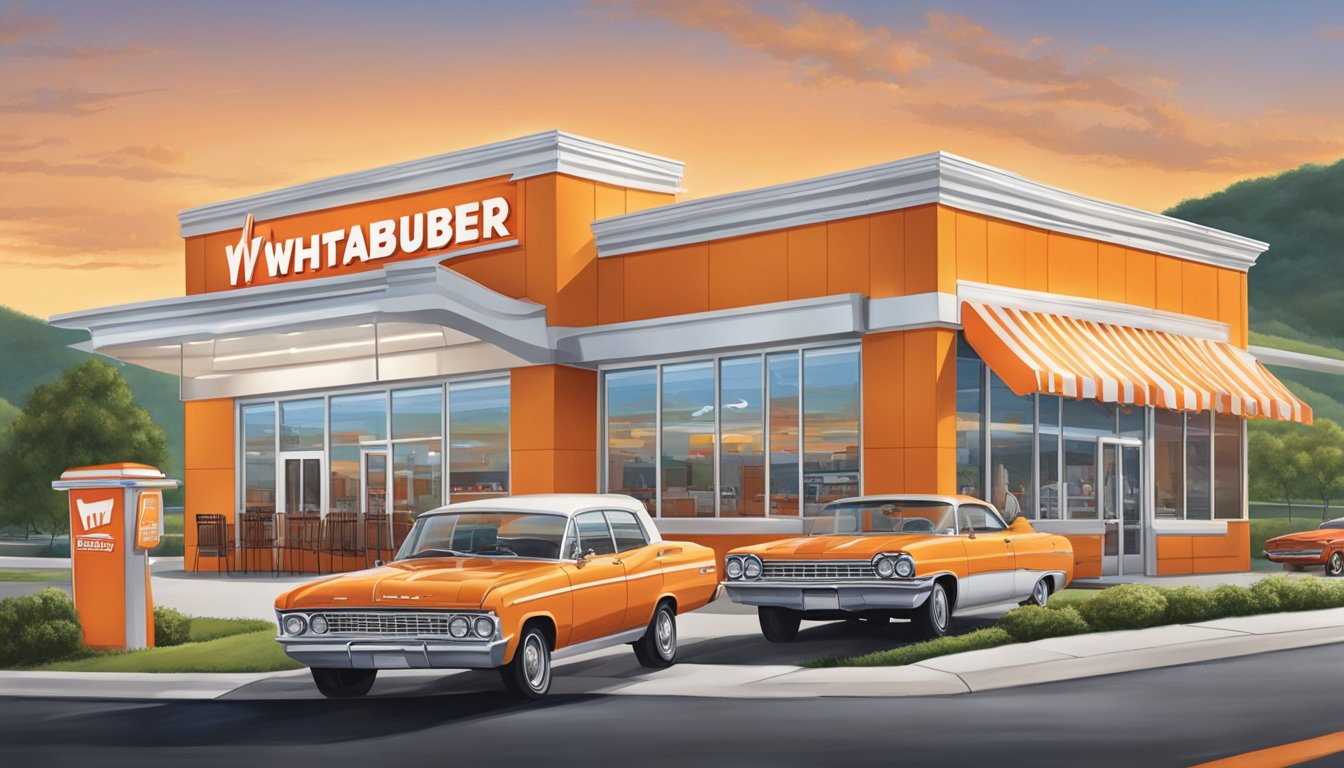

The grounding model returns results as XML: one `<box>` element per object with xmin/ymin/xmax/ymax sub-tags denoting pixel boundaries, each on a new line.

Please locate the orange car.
<box><xmin>1264</xmin><ymin>518</ymin><xmax>1344</xmax><ymax>576</ymax></box>
<box><xmin>723</xmin><ymin>495</ymin><xmax>1074</xmax><ymax>642</ymax></box>
<box><xmin>274</xmin><ymin>494</ymin><xmax>719</xmax><ymax>699</ymax></box>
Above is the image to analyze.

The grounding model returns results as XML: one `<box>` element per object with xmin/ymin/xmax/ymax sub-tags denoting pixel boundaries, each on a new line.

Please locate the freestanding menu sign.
<box><xmin>52</xmin><ymin>463</ymin><xmax>179</xmax><ymax>651</ymax></box>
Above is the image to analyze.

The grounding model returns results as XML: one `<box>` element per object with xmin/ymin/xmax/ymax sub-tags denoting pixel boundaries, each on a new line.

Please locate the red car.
<box><xmin>1264</xmin><ymin>518</ymin><xmax>1344</xmax><ymax>576</ymax></box>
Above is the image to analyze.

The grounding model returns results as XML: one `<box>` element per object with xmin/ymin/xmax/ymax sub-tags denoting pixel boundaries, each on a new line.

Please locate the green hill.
<box><xmin>0</xmin><ymin>306</ymin><xmax>183</xmax><ymax>496</ymax></box>
<box><xmin>1166</xmin><ymin>159</ymin><xmax>1344</xmax><ymax>422</ymax></box>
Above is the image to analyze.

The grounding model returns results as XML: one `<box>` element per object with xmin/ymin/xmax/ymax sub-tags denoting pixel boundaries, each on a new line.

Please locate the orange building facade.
<box><xmin>52</xmin><ymin>131</ymin><xmax>1309</xmax><ymax>578</ymax></box>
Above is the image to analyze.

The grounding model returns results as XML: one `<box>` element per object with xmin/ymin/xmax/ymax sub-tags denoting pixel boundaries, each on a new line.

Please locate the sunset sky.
<box><xmin>4</xmin><ymin>0</ymin><xmax>1344</xmax><ymax>319</ymax></box>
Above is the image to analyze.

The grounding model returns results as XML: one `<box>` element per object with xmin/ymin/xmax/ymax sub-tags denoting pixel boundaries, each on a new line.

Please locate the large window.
<box><xmin>329</xmin><ymin>392</ymin><xmax>387</xmax><ymax>515</ymax></box>
<box><xmin>720</xmin><ymin>355</ymin><xmax>765</xmax><ymax>517</ymax></box>
<box><xmin>660</xmin><ymin>361</ymin><xmax>715</xmax><ymax>517</ymax></box>
<box><xmin>1063</xmin><ymin>399</ymin><xmax>1114</xmax><ymax>520</ymax></box>
<box><xmin>241</xmin><ymin>403</ymin><xmax>276</xmax><ymax>514</ymax></box>
<box><xmin>394</xmin><ymin>387</ymin><xmax>444</xmax><ymax>522</ymax></box>
<box><xmin>1038</xmin><ymin>396</ymin><xmax>1061</xmax><ymax>519</ymax></box>
<box><xmin>605</xmin><ymin>368</ymin><xmax>657</xmax><ymax>513</ymax></box>
<box><xmin>601</xmin><ymin>344</ymin><xmax>859</xmax><ymax>518</ymax></box>
<box><xmin>988</xmin><ymin>373</ymin><xmax>1033</xmax><ymax>520</ymax></box>
<box><xmin>279</xmin><ymin>398</ymin><xmax>323</xmax><ymax>451</ymax></box>
<box><xmin>1154</xmin><ymin>409</ymin><xmax>1184</xmax><ymax>519</ymax></box>
<box><xmin>956</xmin><ymin>339</ymin><xmax>985</xmax><ymax>498</ymax></box>
<box><xmin>802</xmin><ymin>346</ymin><xmax>860</xmax><ymax>515</ymax></box>
<box><xmin>1214</xmin><ymin>414</ymin><xmax>1244</xmax><ymax>519</ymax></box>
<box><xmin>1185</xmin><ymin>411</ymin><xmax>1212</xmax><ymax>520</ymax></box>
<box><xmin>448</xmin><ymin>380</ymin><xmax>508</xmax><ymax>503</ymax></box>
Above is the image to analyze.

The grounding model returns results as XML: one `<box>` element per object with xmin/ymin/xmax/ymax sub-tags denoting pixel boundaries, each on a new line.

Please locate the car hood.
<box><xmin>276</xmin><ymin>558</ymin><xmax>560</xmax><ymax>611</ymax></box>
<box><xmin>1267</xmin><ymin>529</ymin><xmax>1344</xmax><ymax>548</ymax></box>
<box><xmin>736</xmin><ymin>534</ymin><xmax>939</xmax><ymax>558</ymax></box>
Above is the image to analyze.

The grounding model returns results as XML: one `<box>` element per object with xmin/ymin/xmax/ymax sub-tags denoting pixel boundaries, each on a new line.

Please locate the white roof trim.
<box><xmin>178</xmin><ymin>131</ymin><xmax>684</xmax><ymax>237</ymax></box>
<box><xmin>1249</xmin><ymin>345</ymin><xmax>1344</xmax><ymax>376</ymax></box>
<box><xmin>49</xmin><ymin>240</ymin><xmax>552</xmax><ymax>362</ymax></box>
<box><xmin>956</xmin><ymin>280</ymin><xmax>1230</xmax><ymax>342</ymax></box>
<box><xmin>592</xmin><ymin>151</ymin><xmax>1267</xmax><ymax>271</ymax></box>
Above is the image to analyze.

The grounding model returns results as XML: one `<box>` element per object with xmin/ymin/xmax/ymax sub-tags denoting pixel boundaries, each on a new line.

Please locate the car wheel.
<box><xmin>633</xmin><ymin>602</ymin><xmax>678</xmax><ymax>669</ymax></box>
<box><xmin>500</xmin><ymin>625</ymin><xmax>551</xmax><ymax>699</ymax></box>
<box><xmin>1327</xmin><ymin>552</ymin><xmax>1344</xmax><ymax>578</ymax></box>
<box><xmin>911</xmin><ymin>581</ymin><xmax>951</xmax><ymax>641</ymax></box>
<box><xmin>758</xmin><ymin>606</ymin><xmax>802</xmax><ymax>643</ymax></box>
<box><xmin>311</xmin><ymin>668</ymin><xmax>377</xmax><ymax>699</ymax></box>
<box><xmin>1021</xmin><ymin>577</ymin><xmax>1051</xmax><ymax>607</ymax></box>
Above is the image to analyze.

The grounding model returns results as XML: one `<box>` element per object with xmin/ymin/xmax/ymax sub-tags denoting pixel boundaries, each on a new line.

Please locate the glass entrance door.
<box><xmin>362</xmin><ymin>452</ymin><xmax>388</xmax><ymax>517</ymax></box>
<box><xmin>279</xmin><ymin>451</ymin><xmax>324</xmax><ymax>517</ymax></box>
<box><xmin>1100</xmin><ymin>440</ymin><xmax>1144</xmax><ymax>576</ymax></box>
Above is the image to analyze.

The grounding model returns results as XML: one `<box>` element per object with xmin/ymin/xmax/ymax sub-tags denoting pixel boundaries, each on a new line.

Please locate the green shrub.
<box><xmin>806</xmin><ymin>627</ymin><xmax>1013</xmax><ymax>668</ymax></box>
<box><xmin>1160</xmin><ymin>586</ymin><xmax>1217</xmax><ymax>624</ymax></box>
<box><xmin>0</xmin><ymin>588</ymin><xmax>84</xmax><ymax>666</ymax></box>
<box><xmin>153</xmin><ymin>606</ymin><xmax>191</xmax><ymax>647</ymax></box>
<box><xmin>999</xmin><ymin>605</ymin><xmax>1090</xmax><ymax>642</ymax></box>
<box><xmin>1282</xmin><ymin>578</ymin><xmax>1344</xmax><ymax>611</ymax></box>
<box><xmin>1076</xmin><ymin>584</ymin><xmax>1167</xmax><ymax>631</ymax></box>
<box><xmin>1208</xmin><ymin>585</ymin><xmax>1260</xmax><ymax>617</ymax></box>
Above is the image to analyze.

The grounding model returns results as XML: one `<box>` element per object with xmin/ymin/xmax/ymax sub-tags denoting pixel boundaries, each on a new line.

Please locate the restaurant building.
<box><xmin>51</xmin><ymin>131</ymin><xmax>1311</xmax><ymax>578</ymax></box>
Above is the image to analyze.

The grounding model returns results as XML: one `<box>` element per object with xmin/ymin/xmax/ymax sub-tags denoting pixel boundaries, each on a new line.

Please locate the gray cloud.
<box><xmin>0</xmin><ymin>87</ymin><xmax>159</xmax><ymax>117</ymax></box>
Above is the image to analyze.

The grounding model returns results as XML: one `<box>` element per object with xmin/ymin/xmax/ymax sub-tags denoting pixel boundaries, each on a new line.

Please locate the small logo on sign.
<box><xmin>75</xmin><ymin>497</ymin><xmax>115</xmax><ymax>553</ymax></box>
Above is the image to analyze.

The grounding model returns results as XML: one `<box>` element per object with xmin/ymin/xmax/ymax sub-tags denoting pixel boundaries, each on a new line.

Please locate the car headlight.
<box><xmin>309</xmin><ymin>615</ymin><xmax>329</xmax><ymax>634</ymax></box>
<box><xmin>743</xmin><ymin>555</ymin><xmax>763</xmax><ymax>580</ymax></box>
<box><xmin>473</xmin><ymin>616</ymin><xmax>495</xmax><ymax>639</ymax></box>
<box><xmin>282</xmin><ymin>614</ymin><xmax>307</xmax><ymax>636</ymax></box>
<box><xmin>448</xmin><ymin>616</ymin><xmax>470</xmax><ymax>639</ymax></box>
<box><xmin>894</xmin><ymin>555</ymin><xmax>916</xmax><ymax>578</ymax></box>
<box><xmin>874</xmin><ymin>556</ymin><xmax>896</xmax><ymax>579</ymax></box>
<box><xmin>725</xmin><ymin>556</ymin><xmax>745</xmax><ymax>580</ymax></box>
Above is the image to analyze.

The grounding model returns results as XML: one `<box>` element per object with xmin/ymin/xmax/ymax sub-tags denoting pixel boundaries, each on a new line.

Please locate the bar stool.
<box><xmin>193</xmin><ymin>513</ymin><xmax>231</xmax><ymax>575</ymax></box>
<box><xmin>238</xmin><ymin>511</ymin><xmax>277</xmax><ymax>575</ymax></box>
<box><xmin>283</xmin><ymin>513</ymin><xmax>322</xmax><ymax>574</ymax></box>
<box><xmin>320</xmin><ymin>512</ymin><xmax>361</xmax><ymax>573</ymax></box>
<box><xmin>363</xmin><ymin>512</ymin><xmax>389</xmax><ymax>567</ymax></box>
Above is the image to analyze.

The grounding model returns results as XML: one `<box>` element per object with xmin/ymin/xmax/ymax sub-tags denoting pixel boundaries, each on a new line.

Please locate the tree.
<box><xmin>0</xmin><ymin>360</ymin><xmax>168</xmax><ymax>544</ymax></box>
<box><xmin>1249</xmin><ymin>427</ymin><xmax>1305</xmax><ymax>519</ymax></box>
<box><xmin>1299</xmin><ymin>419</ymin><xmax>1344</xmax><ymax>520</ymax></box>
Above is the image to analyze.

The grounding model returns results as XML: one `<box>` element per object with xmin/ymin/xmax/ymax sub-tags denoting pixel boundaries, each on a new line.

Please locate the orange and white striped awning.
<box><xmin>962</xmin><ymin>301</ymin><xmax>1311</xmax><ymax>423</ymax></box>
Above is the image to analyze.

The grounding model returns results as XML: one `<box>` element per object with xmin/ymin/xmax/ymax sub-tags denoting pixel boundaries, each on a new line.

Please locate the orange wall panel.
<box><xmin>185</xmin><ymin>237</ymin><xmax>205</xmax><ymax>295</ymax></box>
<box><xmin>1046</xmin><ymin>233</ymin><xmax>1099</xmax><ymax>299</ymax></box>
<box><xmin>862</xmin><ymin>332</ymin><xmax>905</xmax><ymax>449</ymax></box>
<box><xmin>869</xmin><ymin>210</ymin><xmax>905</xmax><ymax>297</ymax></box>
<box><xmin>553</xmin><ymin>175</ymin><xmax>598</xmax><ymax>326</ymax></box>
<box><xmin>1192</xmin><ymin>555</ymin><xmax>1249</xmax><ymax>574</ymax></box>
<box><xmin>985</xmin><ymin>219</ymin><xmax>1027</xmax><ymax>289</ymax></box>
<box><xmin>1023</xmin><ymin>227</ymin><xmax>1049</xmax><ymax>292</ymax></box>
<box><xmin>708</xmin><ymin>232</ymin><xmax>789</xmax><ymax>310</ymax></box>
<box><xmin>954</xmin><ymin>211</ymin><xmax>988</xmax><ymax>284</ymax></box>
<box><xmin>594</xmin><ymin>182</ymin><xmax>627</xmax><ymax>220</ymax></box>
<box><xmin>1124</xmin><ymin>249</ymin><xmax>1156</xmax><ymax>308</ymax></box>
<box><xmin>1157</xmin><ymin>558</ymin><xmax>1195</xmax><ymax>576</ymax></box>
<box><xmin>826</xmin><ymin>216</ymin><xmax>870</xmax><ymax>295</ymax></box>
<box><xmin>524</xmin><ymin>176</ymin><xmax>558</xmax><ymax>309</ymax></box>
<box><xmin>1154</xmin><ymin>255</ymin><xmax>1183</xmax><ymax>313</ymax></box>
<box><xmin>185</xmin><ymin>399</ymin><xmax>234</xmax><ymax>471</ymax></box>
<box><xmin>625</xmin><ymin>189</ymin><xmax>676</xmax><ymax>213</ymax></box>
<box><xmin>1191</xmin><ymin>530</ymin><xmax>1238</xmax><ymax>559</ymax></box>
<box><xmin>1181</xmin><ymin>261</ymin><xmax>1219</xmax><ymax>321</ymax></box>
<box><xmin>1096</xmin><ymin>243</ymin><xmax>1127</xmax><ymax>304</ymax></box>
<box><xmin>864</xmin><ymin>447</ymin><xmax>904</xmax><ymax>494</ymax></box>
<box><xmin>1157</xmin><ymin>535</ymin><xmax>1193</xmax><ymax>559</ymax></box>
<box><xmin>1217</xmin><ymin>268</ymin><xmax>1245</xmax><ymax>347</ymax></box>
<box><xmin>447</xmin><ymin>247</ymin><xmax>528</xmax><ymax>299</ymax></box>
<box><xmin>787</xmin><ymin>224</ymin><xmax>828</xmax><ymax>300</ymax></box>
<box><xmin>184</xmin><ymin>468</ymin><xmax>234</xmax><ymax>572</ymax></box>
<box><xmin>510</xmin><ymin>448</ymin><xmax>597</xmax><ymax>495</ymax></box>
<box><xmin>597</xmin><ymin>258</ymin><xmax>624</xmax><ymax>325</ymax></box>
<box><xmin>622</xmin><ymin>243</ymin><xmax>709</xmax><ymax>321</ymax></box>
<box><xmin>511</xmin><ymin>364</ymin><xmax>598</xmax><ymax>495</ymax></box>
<box><xmin>903</xmin><ymin>205</ymin><xmax>941</xmax><ymax>294</ymax></box>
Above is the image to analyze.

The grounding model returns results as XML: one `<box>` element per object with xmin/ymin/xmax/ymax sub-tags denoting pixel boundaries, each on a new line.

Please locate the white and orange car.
<box><xmin>1264</xmin><ymin>518</ymin><xmax>1344</xmax><ymax>576</ymax></box>
<box><xmin>275</xmin><ymin>495</ymin><xmax>719</xmax><ymax>699</ymax></box>
<box><xmin>723</xmin><ymin>495</ymin><xmax>1074</xmax><ymax>642</ymax></box>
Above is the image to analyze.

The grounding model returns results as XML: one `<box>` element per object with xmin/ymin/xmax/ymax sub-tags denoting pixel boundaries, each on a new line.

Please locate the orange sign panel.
<box><xmin>135</xmin><ymin>490</ymin><xmax>163</xmax><ymax>549</ymax></box>
<box><xmin>68</xmin><ymin>488</ymin><xmax>127</xmax><ymax>649</ymax></box>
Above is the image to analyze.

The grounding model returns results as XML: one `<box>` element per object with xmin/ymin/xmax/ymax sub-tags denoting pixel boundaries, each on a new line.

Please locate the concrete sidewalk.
<box><xmin>6</xmin><ymin>606</ymin><xmax>1344</xmax><ymax>701</ymax></box>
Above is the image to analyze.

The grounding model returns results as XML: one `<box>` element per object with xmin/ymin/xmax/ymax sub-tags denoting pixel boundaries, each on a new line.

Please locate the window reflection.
<box><xmin>1063</xmin><ymin>399</ymin><xmax>1114</xmax><ymax>519</ymax></box>
<box><xmin>989</xmin><ymin>373</ymin><xmax>1033</xmax><ymax>520</ymax></box>
<box><xmin>279</xmin><ymin>398</ymin><xmax>323</xmax><ymax>451</ymax></box>
<box><xmin>768</xmin><ymin>352</ymin><xmax>800</xmax><ymax>516</ymax></box>
<box><xmin>1214</xmin><ymin>414</ymin><xmax>1243</xmax><ymax>520</ymax></box>
<box><xmin>242</xmin><ymin>403</ymin><xmax>276</xmax><ymax>514</ymax></box>
<box><xmin>448</xmin><ymin>380</ymin><xmax>508</xmax><ymax>503</ymax></box>
<box><xmin>329</xmin><ymin>392</ymin><xmax>387</xmax><ymax>515</ymax></box>
<box><xmin>803</xmin><ymin>346</ymin><xmax>860</xmax><ymax>515</ymax></box>
<box><xmin>1038</xmin><ymin>396</ymin><xmax>1061</xmax><ymax>519</ymax></box>
<box><xmin>392</xmin><ymin>387</ymin><xmax>443</xmax><ymax>535</ymax></box>
<box><xmin>604</xmin><ymin>368</ymin><xmax>657</xmax><ymax>513</ymax></box>
<box><xmin>1186</xmin><ymin>411</ymin><xmax>1212</xmax><ymax>520</ymax></box>
<box><xmin>1154</xmin><ymin>408</ymin><xmax>1183</xmax><ymax>519</ymax></box>
<box><xmin>661</xmin><ymin>361</ymin><xmax>715</xmax><ymax>517</ymax></box>
<box><xmin>957</xmin><ymin>339</ymin><xmax>985</xmax><ymax>498</ymax></box>
<box><xmin>720</xmin><ymin>356</ymin><xmax>764</xmax><ymax>517</ymax></box>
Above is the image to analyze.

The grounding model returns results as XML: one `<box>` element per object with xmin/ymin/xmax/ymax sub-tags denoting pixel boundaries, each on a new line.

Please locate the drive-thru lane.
<box><xmin>4</xmin><ymin>642</ymin><xmax>1343</xmax><ymax>767</ymax></box>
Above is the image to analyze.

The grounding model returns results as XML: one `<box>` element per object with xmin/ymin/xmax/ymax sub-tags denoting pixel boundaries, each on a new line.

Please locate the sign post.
<box><xmin>52</xmin><ymin>463</ymin><xmax>179</xmax><ymax>651</ymax></box>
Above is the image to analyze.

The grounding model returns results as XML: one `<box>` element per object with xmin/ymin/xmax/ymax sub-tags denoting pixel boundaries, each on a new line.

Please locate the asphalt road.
<box><xmin>6</xmin><ymin>643</ymin><xmax>1344</xmax><ymax>768</ymax></box>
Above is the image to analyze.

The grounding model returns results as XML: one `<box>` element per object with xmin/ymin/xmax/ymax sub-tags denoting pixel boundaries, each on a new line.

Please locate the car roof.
<box><xmin>827</xmin><ymin>494</ymin><xmax>996</xmax><ymax>508</ymax></box>
<box><xmin>421</xmin><ymin>494</ymin><xmax>649</xmax><ymax>518</ymax></box>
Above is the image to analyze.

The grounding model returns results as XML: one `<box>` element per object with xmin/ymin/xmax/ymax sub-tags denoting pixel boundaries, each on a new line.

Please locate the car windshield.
<box><xmin>803</xmin><ymin>500</ymin><xmax>957</xmax><ymax>536</ymax></box>
<box><xmin>395</xmin><ymin>512</ymin><xmax>568</xmax><ymax>560</ymax></box>
<box><xmin>1322</xmin><ymin>520</ymin><xmax>1344</xmax><ymax>530</ymax></box>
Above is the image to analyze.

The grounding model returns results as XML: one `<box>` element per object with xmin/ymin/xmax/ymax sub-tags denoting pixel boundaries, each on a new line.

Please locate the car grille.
<box><xmin>317</xmin><ymin>612</ymin><xmax>460</xmax><ymax>637</ymax></box>
<box><xmin>761</xmin><ymin>560</ymin><xmax>876</xmax><ymax>581</ymax></box>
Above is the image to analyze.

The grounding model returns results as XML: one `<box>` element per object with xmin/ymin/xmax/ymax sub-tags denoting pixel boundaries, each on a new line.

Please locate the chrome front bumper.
<box><xmin>277</xmin><ymin>635</ymin><xmax>510</xmax><ymax>670</ymax></box>
<box><xmin>723</xmin><ymin>577</ymin><xmax>936</xmax><ymax>612</ymax></box>
<box><xmin>1264</xmin><ymin>549</ymin><xmax>1325</xmax><ymax>560</ymax></box>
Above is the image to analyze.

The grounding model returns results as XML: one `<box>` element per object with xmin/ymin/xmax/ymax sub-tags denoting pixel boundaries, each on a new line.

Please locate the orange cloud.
<box><xmin>0</xmin><ymin>8</ymin><xmax>55</xmax><ymax>45</ymax></box>
<box><xmin>1319</xmin><ymin>25</ymin><xmax>1344</xmax><ymax>40</ymax></box>
<box><xmin>600</xmin><ymin>0</ymin><xmax>928</xmax><ymax>85</ymax></box>
<box><xmin>0</xmin><ymin>87</ymin><xmax>160</xmax><ymax>117</ymax></box>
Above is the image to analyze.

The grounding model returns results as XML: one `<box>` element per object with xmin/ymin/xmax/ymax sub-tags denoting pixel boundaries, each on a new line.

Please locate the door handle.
<box><xmin>1003</xmin><ymin>538</ymin><xmax>1012</xmax><ymax>544</ymax></box>
<box><xmin>612</xmin><ymin>559</ymin><xmax>623</xmax><ymax>565</ymax></box>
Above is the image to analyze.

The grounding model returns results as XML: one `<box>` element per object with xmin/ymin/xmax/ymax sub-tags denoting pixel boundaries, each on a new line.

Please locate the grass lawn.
<box><xmin>0</xmin><ymin>568</ymin><xmax>71</xmax><ymax>582</ymax></box>
<box><xmin>31</xmin><ymin>616</ymin><xmax>298</xmax><ymax>674</ymax></box>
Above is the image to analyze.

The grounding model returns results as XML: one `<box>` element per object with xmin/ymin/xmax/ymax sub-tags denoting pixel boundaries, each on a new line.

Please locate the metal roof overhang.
<box><xmin>49</xmin><ymin>246</ymin><xmax>552</xmax><ymax>400</ymax></box>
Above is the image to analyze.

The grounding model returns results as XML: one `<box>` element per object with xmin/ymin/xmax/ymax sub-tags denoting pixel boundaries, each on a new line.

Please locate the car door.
<box><xmin>957</xmin><ymin>504</ymin><xmax>1016</xmax><ymax>606</ymax></box>
<box><xmin>557</xmin><ymin>511</ymin><xmax>628</xmax><ymax>645</ymax></box>
<box><xmin>604</xmin><ymin>510</ymin><xmax>662</xmax><ymax>631</ymax></box>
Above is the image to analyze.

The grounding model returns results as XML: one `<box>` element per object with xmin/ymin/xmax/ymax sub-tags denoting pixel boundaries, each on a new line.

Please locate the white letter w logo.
<box><xmin>225</xmin><ymin>214</ymin><xmax>263</xmax><ymax>286</ymax></box>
